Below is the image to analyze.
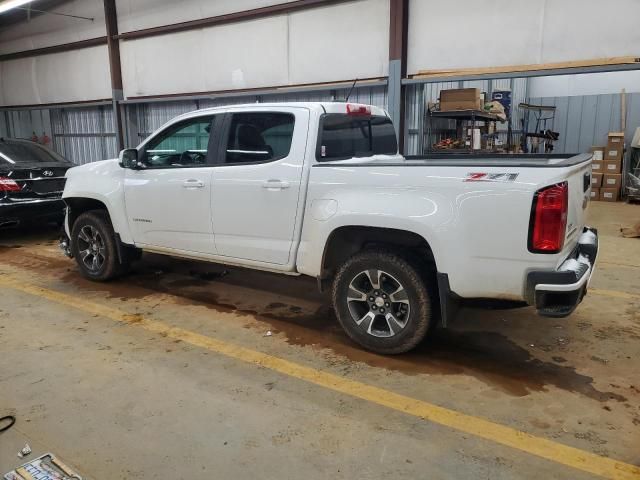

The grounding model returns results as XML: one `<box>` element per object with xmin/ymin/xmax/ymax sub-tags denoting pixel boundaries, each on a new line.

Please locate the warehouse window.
<box><xmin>224</xmin><ymin>112</ymin><xmax>295</xmax><ymax>164</ymax></box>
<box><xmin>317</xmin><ymin>114</ymin><xmax>397</xmax><ymax>161</ymax></box>
<box><xmin>141</xmin><ymin>116</ymin><xmax>214</xmax><ymax>168</ymax></box>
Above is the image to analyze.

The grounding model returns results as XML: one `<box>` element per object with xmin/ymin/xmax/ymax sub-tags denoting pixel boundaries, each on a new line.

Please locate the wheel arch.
<box><xmin>320</xmin><ymin>225</ymin><xmax>437</xmax><ymax>282</ymax></box>
<box><xmin>64</xmin><ymin>197</ymin><xmax>110</xmax><ymax>231</ymax></box>
<box><xmin>63</xmin><ymin>194</ymin><xmax>134</xmax><ymax>245</ymax></box>
<box><xmin>66</xmin><ymin>200</ymin><xmax>139</xmax><ymax>268</ymax></box>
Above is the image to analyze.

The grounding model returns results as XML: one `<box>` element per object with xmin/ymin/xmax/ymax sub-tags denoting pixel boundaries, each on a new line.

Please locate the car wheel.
<box><xmin>71</xmin><ymin>210</ymin><xmax>128</xmax><ymax>281</ymax></box>
<box><xmin>332</xmin><ymin>250</ymin><xmax>434</xmax><ymax>354</ymax></box>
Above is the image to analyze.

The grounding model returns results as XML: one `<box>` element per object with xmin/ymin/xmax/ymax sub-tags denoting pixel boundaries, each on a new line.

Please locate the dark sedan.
<box><xmin>0</xmin><ymin>138</ymin><xmax>73</xmax><ymax>228</ymax></box>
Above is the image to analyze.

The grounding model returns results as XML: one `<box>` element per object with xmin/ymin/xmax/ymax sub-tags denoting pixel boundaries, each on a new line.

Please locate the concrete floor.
<box><xmin>0</xmin><ymin>202</ymin><xmax>638</xmax><ymax>479</ymax></box>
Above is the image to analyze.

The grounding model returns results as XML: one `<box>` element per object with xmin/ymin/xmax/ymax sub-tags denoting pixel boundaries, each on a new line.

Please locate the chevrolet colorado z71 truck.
<box><xmin>60</xmin><ymin>102</ymin><xmax>598</xmax><ymax>354</ymax></box>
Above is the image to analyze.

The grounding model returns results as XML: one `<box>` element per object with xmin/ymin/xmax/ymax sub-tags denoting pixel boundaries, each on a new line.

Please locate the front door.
<box><xmin>124</xmin><ymin>115</ymin><xmax>219</xmax><ymax>254</ymax></box>
<box><xmin>211</xmin><ymin>108</ymin><xmax>308</xmax><ymax>265</ymax></box>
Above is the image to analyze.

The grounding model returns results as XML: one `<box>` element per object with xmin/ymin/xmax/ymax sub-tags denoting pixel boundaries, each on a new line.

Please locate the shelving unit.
<box><xmin>425</xmin><ymin>109</ymin><xmax>500</xmax><ymax>154</ymax></box>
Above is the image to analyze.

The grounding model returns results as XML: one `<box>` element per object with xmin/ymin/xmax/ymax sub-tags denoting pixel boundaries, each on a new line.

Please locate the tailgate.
<box><xmin>559</xmin><ymin>158</ymin><xmax>593</xmax><ymax>255</ymax></box>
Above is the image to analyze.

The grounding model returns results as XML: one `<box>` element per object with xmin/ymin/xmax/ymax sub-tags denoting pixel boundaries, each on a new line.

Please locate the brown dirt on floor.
<box><xmin>0</xmin><ymin>233</ymin><xmax>632</xmax><ymax>402</ymax></box>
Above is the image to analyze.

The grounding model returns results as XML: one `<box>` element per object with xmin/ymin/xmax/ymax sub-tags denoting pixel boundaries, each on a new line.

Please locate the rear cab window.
<box><xmin>316</xmin><ymin>114</ymin><xmax>397</xmax><ymax>161</ymax></box>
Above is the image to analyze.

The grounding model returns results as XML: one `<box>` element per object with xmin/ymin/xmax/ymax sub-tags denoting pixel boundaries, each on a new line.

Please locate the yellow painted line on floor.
<box><xmin>0</xmin><ymin>274</ymin><xmax>639</xmax><ymax>480</ymax></box>
<box><xmin>590</xmin><ymin>288</ymin><xmax>640</xmax><ymax>301</ymax></box>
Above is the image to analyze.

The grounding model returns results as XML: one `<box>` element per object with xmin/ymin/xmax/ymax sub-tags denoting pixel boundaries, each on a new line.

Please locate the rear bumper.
<box><xmin>525</xmin><ymin>227</ymin><xmax>598</xmax><ymax>317</ymax></box>
<box><xmin>0</xmin><ymin>197</ymin><xmax>65</xmax><ymax>227</ymax></box>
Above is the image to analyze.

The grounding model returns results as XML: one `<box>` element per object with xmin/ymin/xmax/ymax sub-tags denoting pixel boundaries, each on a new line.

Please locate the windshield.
<box><xmin>0</xmin><ymin>139</ymin><xmax>69</xmax><ymax>165</ymax></box>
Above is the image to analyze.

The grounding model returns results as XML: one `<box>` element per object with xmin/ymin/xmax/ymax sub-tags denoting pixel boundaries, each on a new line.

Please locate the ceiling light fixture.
<box><xmin>0</xmin><ymin>0</ymin><xmax>33</xmax><ymax>15</ymax></box>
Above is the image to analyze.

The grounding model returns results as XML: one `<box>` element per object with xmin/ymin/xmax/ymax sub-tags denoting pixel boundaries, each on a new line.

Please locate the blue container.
<box><xmin>492</xmin><ymin>90</ymin><xmax>512</xmax><ymax>115</ymax></box>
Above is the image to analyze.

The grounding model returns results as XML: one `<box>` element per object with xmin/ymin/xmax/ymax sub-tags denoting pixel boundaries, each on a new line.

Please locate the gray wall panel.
<box><xmin>593</xmin><ymin>95</ymin><xmax>613</xmax><ymax>148</ymax></box>
<box><xmin>627</xmin><ymin>94</ymin><xmax>640</xmax><ymax>145</ymax></box>
<box><xmin>564</xmin><ymin>96</ymin><xmax>583</xmax><ymax>153</ymax></box>
<box><xmin>528</xmin><ymin>92</ymin><xmax>640</xmax><ymax>163</ymax></box>
<box><xmin>578</xmin><ymin>96</ymin><xmax>598</xmax><ymax>153</ymax></box>
<box><xmin>49</xmin><ymin>106</ymin><xmax>117</xmax><ymax>164</ymax></box>
<box><xmin>554</xmin><ymin>97</ymin><xmax>570</xmax><ymax>153</ymax></box>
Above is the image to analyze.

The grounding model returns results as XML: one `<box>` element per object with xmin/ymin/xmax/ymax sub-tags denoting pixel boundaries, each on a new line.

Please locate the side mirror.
<box><xmin>119</xmin><ymin>148</ymin><xmax>139</xmax><ymax>169</ymax></box>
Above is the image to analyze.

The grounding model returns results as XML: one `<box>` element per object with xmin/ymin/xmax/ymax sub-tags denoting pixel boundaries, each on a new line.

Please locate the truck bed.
<box><xmin>304</xmin><ymin>151</ymin><xmax>593</xmax><ymax>300</ymax></box>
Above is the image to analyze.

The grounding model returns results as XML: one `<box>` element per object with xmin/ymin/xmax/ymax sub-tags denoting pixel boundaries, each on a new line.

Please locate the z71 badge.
<box><xmin>464</xmin><ymin>172</ymin><xmax>519</xmax><ymax>182</ymax></box>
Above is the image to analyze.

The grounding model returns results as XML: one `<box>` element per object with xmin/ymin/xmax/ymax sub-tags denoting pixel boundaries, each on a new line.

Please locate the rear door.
<box><xmin>210</xmin><ymin>108</ymin><xmax>309</xmax><ymax>265</ymax></box>
<box><xmin>124</xmin><ymin>114</ymin><xmax>221</xmax><ymax>254</ymax></box>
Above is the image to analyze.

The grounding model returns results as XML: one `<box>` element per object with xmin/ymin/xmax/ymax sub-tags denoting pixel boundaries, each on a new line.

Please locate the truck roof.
<box><xmin>171</xmin><ymin>102</ymin><xmax>389</xmax><ymax>121</ymax></box>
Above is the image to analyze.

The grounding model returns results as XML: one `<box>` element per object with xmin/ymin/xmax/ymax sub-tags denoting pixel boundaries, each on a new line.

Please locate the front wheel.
<box><xmin>332</xmin><ymin>250</ymin><xmax>434</xmax><ymax>354</ymax></box>
<box><xmin>71</xmin><ymin>210</ymin><xmax>128</xmax><ymax>281</ymax></box>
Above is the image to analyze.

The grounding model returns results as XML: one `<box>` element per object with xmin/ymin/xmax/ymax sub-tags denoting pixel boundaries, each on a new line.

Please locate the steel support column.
<box><xmin>388</xmin><ymin>0</ymin><xmax>408</xmax><ymax>152</ymax></box>
<box><xmin>103</xmin><ymin>0</ymin><xmax>124</xmax><ymax>151</ymax></box>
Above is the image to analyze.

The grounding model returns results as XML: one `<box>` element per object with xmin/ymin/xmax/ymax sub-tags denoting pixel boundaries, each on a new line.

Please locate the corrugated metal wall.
<box><xmin>404</xmin><ymin>78</ymin><xmax>527</xmax><ymax>155</ymax></box>
<box><xmin>130</xmin><ymin>85</ymin><xmax>388</xmax><ymax>146</ymax></box>
<box><xmin>527</xmin><ymin>93</ymin><xmax>639</xmax><ymax>155</ymax></box>
<box><xmin>6</xmin><ymin>83</ymin><xmax>637</xmax><ymax>168</ymax></box>
<box><xmin>50</xmin><ymin>106</ymin><xmax>117</xmax><ymax>164</ymax></box>
<box><xmin>1</xmin><ymin>109</ymin><xmax>52</xmax><ymax>140</ymax></box>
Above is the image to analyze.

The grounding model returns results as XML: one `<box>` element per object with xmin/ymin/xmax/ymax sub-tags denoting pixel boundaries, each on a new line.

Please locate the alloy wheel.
<box><xmin>77</xmin><ymin>225</ymin><xmax>106</xmax><ymax>272</ymax></box>
<box><xmin>346</xmin><ymin>269</ymin><xmax>411</xmax><ymax>338</ymax></box>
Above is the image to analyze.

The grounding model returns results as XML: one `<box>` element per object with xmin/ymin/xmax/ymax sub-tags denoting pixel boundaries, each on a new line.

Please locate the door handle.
<box><xmin>262</xmin><ymin>179</ymin><xmax>290</xmax><ymax>190</ymax></box>
<box><xmin>182</xmin><ymin>179</ymin><xmax>205</xmax><ymax>189</ymax></box>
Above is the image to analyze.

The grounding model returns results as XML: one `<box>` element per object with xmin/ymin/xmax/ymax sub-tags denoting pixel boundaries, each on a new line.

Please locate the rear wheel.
<box><xmin>71</xmin><ymin>210</ymin><xmax>128</xmax><ymax>281</ymax></box>
<box><xmin>332</xmin><ymin>250</ymin><xmax>434</xmax><ymax>354</ymax></box>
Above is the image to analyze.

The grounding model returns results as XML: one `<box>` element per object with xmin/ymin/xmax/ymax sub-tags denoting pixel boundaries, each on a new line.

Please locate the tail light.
<box><xmin>346</xmin><ymin>104</ymin><xmax>371</xmax><ymax>116</ymax></box>
<box><xmin>528</xmin><ymin>182</ymin><xmax>568</xmax><ymax>253</ymax></box>
<box><xmin>0</xmin><ymin>176</ymin><xmax>20</xmax><ymax>192</ymax></box>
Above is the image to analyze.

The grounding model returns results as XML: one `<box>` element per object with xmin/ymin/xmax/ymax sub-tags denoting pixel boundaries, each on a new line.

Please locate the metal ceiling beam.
<box><xmin>402</xmin><ymin>63</ymin><xmax>640</xmax><ymax>84</ymax></box>
<box><xmin>15</xmin><ymin>6</ymin><xmax>94</xmax><ymax>21</ymax></box>
<box><xmin>0</xmin><ymin>100</ymin><xmax>111</xmax><ymax>110</ymax></box>
<box><xmin>103</xmin><ymin>0</ymin><xmax>124</xmax><ymax>150</ymax></box>
<box><xmin>114</xmin><ymin>0</ymin><xmax>354</xmax><ymax>41</ymax></box>
<box><xmin>120</xmin><ymin>78</ymin><xmax>388</xmax><ymax>104</ymax></box>
<box><xmin>0</xmin><ymin>37</ymin><xmax>107</xmax><ymax>62</ymax></box>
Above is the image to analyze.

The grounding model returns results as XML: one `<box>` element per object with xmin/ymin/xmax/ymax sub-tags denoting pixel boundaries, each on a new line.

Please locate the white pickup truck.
<box><xmin>61</xmin><ymin>102</ymin><xmax>598</xmax><ymax>354</ymax></box>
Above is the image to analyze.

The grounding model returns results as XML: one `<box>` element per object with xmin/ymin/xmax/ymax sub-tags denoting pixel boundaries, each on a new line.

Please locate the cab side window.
<box><xmin>141</xmin><ymin>117</ymin><xmax>214</xmax><ymax>168</ymax></box>
<box><xmin>224</xmin><ymin>112</ymin><xmax>294</xmax><ymax>164</ymax></box>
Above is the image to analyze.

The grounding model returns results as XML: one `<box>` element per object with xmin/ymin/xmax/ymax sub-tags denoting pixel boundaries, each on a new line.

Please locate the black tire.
<box><xmin>332</xmin><ymin>250</ymin><xmax>434</xmax><ymax>354</ymax></box>
<box><xmin>71</xmin><ymin>210</ymin><xmax>129</xmax><ymax>281</ymax></box>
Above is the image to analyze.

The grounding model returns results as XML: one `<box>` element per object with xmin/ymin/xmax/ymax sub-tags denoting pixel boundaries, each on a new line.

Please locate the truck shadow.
<box><xmin>0</xmin><ymin>237</ymin><xmax>626</xmax><ymax>403</ymax></box>
<box><xmin>78</xmin><ymin>253</ymin><xmax>627</xmax><ymax>402</ymax></box>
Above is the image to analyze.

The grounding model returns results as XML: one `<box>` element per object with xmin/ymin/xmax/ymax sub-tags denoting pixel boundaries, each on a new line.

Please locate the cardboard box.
<box><xmin>604</xmin><ymin>159</ymin><xmax>622</xmax><ymax>173</ymax></box>
<box><xmin>591</xmin><ymin>172</ymin><xmax>603</xmax><ymax>188</ymax></box>
<box><xmin>603</xmin><ymin>173</ymin><xmax>622</xmax><ymax>188</ymax></box>
<box><xmin>440</xmin><ymin>88</ymin><xmax>482</xmax><ymax>111</ymax></box>
<box><xmin>590</xmin><ymin>188</ymin><xmax>600</xmax><ymax>201</ymax></box>
<box><xmin>590</xmin><ymin>146</ymin><xmax>605</xmax><ymax>162</ymax></box>
<box><xmin>592</xmin><ymin>161</ymin><xmax>604</xmax><ymax>173</ymax></box>
<box><xmin>607</xmin><ymin>132</ymin><xmax>624</xmax><ymax>145</ymax></box>
<box><xmin>600</xmin><ymin>187</ymin><xmax>620</xmax><ymax>202</ymax></box>
<box><xmin>605</xmin><ymin>132</ymin><xmax>624</xmax><ymax>161</ymax></box>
